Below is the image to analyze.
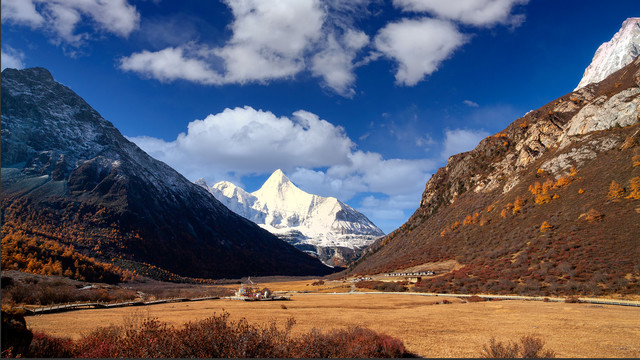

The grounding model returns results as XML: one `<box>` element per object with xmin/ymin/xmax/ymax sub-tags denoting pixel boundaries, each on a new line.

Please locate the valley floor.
<box><xmin>28</xmin><ymin>292</ymin><xmax>639</xmax><ymax>358</ymax></box>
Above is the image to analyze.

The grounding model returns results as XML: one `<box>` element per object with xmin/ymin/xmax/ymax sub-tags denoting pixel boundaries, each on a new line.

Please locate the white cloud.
<box><xmin>441</xmin><ymin>128</ymin><xmax>490</xmax><ymax>160</ymax></box>
<box><xmin>289</xmin><ymin>151</ymin><xmax>434</xmax><ymax>201</ymax></box>
<box><xmin>216</xmin><ymin>0</ymin><xmax>324</xmax><ymax>83</ymax></box>
<box><xmin>464</xmin><ymin>99</ymin><xmax>479</xmax><ymax>107</ymax></box>
<box><xmin>129</xmin><ymin>106</ymin><xmax>355</xmax><ymax>181</ymax></box>
<box><xmin>1</xmin><ymin>0</ymin><xmax>140</xmax><ymax>45</ymax></box>
<box><xmin>1</xmin><ymin>0</ymin><xmax>44</xmax><ymax>27</ymax></box>
<box><xmin>393</xmin><ymin>0</ymin><xmax>528</xmax><ymax>26</ymax></box>
<box><xmin>415</xmin><ymin>134</ymin><xmax>435</xmax><ymax>148</ymax></box>
<box><xmin>119</xmin><ymin>46</ymin><xmax>221</xmax><ymax>84</ymax></box>
<box><xmin>374</xmin><ymin>18</ymin><xmax>467</xmax><ymax>86</ymax></box>
<box><xmin>130</xmin><ymin>106</ymin><xmax>436</xmax><ymax>233</ymax></box>
<box><xmin>120</xmin><ymin>0</ymin><xmax>371</xmax><ymax>95</ymax></box>
<box><xmin>311</xmin><ymin>29</ymin><xmax>369</xmax><ymax>96</ymax></box>
<box><xmin>1</xmin><ymin>47</ymin><xmax>26</xmax><ymax>70</ymax></box>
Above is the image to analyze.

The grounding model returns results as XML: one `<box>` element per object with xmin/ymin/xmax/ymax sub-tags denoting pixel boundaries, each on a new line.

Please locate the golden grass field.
<box><xmin>27</xmin><ymin>291</ymin><xmax>639</xmax><ymax>358</ymax></box>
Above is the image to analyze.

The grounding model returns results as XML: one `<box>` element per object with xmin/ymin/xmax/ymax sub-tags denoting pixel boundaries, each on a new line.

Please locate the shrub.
<box><xmin>569</xmin><ymin>166</ymin><xmax>578</xmax><ymax>177</ymax></box>
<box><xmin>564</xmin><ymin>296</ymin><xmax>580</xmax><ymax>303</ymax></box>
<box><xmin>28</xmin><ymin>332</ymin><xmax>75</xmax><ymax>358</ymax></box>
<box><xmin>28</xmin><ymin>313</ymin><xmax>407</xmax><ymax>358</ymax></box>
<box><xmin>291</xmin><ymin>327</ymin><xmax>406</xmax><ymax>358</ymax></box>
<box><xmin>512</xmin><ymin>196</ymin><xmax>525</xmax><ymax>215</ymax></box>
<box><xmin>579</xmin><ymin>209</ymin><xmax>604</xmax><ymax>223</ymax></box>
<box><xmin>540</xmin><ymin>221</ymin><xmax>552</xmax><ymax>233</ymax></box>
<box><xmin>633</xmin><ymin>155</ymin><xmax>640</xmax><ymax>167</ymax></box>
<box><xmin>608</xmin><ymin>181</ymin><xmax>625</xmax><ymax>199</ymax></box>
<box><xmin>480</xmin><ymin>335</ymin><xmax>555</xmax><ymax>358</ymax></box>
<box><xmin>554</xmin><ymin>176</ymin><xmax>572</xmax><ymax>188</ymax></box>
<box><xmin>529</xmin><ymin>182</ymin><xmax>542</xmax><ymax>195</ymax></box>
<box><xmin>466</xmin><ymin>295</ymin><xmax>486</xmax><ymax>302</ymax></box>
<box><xmin>534</xmin><ymin>194</ymin><xmax>551</xmax><ymax>204</ymax></box>
<box><xmin>626</xmin><ymin>176</ymin><xmax>640</xmax><ymax>200</ymax></box>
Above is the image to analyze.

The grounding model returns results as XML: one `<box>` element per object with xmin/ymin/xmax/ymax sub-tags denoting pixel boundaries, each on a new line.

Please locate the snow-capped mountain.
<box><xmin>575</xmin><ymin>17</ymin><xmax>640</xmax><ymax>90</ymax></box>
<box><xmin>1</xmin><ymin>67</ymin><xmax>332</xmax><ymax>280</ymax></box>
<box><xmin>199</xmin><ymin>169</ymin><xmax>384</xmax><ymax>266</ymax></box>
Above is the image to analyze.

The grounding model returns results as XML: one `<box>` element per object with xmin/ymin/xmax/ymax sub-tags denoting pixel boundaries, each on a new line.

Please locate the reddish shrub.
<box><xmin>466</xmin><ymin>295</ymin><xmax>486</xmax><ymax>302</ymax></box>
<box><xmin>27</xmin><ymin>332</ymin><xmax>75</xmax><ymax>358</ymax></box>
<box><xmin>25</xmin><ymin>312</ymin><xmax>407</xmax><ymax>358</ymax></box>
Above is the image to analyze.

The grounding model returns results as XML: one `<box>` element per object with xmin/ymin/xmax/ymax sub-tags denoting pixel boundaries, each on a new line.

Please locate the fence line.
<box><xmin>22</xmin><ymin>296</ymin><xmax>220</xmax><ymax>316</ymax></box>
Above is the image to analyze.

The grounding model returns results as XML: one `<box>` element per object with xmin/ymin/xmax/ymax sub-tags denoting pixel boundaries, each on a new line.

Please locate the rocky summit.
<box><xmin>198</xmin><ymin>169</ymin><xmax>384</xmax><ymax>267</ymax></box>
<box><xmin>1</xmin><ymin>67</ymin><xmax>332</xmax><ymax>281</ymax></box>
<box><xmin>349</xmin><ymin>55</ymin><xmax>640</xmax><ymax>297</ymax></box>
<box><xmin>576</xmin><ymin>17</ymin><xmax>640</xmax><ymax>90</ymax></box>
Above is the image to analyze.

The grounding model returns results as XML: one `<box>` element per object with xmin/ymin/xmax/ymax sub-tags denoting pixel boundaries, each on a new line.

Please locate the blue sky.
<box><xmin>2</xmin><ymin>0</ymin><xmax>638</xmax><ymax>233</ymax></box>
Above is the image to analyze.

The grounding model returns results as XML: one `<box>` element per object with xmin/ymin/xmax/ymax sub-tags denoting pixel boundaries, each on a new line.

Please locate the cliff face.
<box><xmin>349</xmin><ymin>58</ymin><xmax>640</xmax><ymax>296</ymax></box>
<box><xmin>1</xmin><ymin>67</ymin><xmax>332</xmax><ymax>280</ymax></box>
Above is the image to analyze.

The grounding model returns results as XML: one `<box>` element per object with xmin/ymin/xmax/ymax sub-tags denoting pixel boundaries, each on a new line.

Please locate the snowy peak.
<box><xmin>260</xmin><ymin>169</ymin><xmax>290</xmax><ymax>189</ymax></box>
<box><xmin>252</xmin><ymin>169</ymin><xmax>304</xmax><ymax>201</ymax></box>
<box><xmin>200</xmin><ymin>169</ymin><xmax>384</xmax><ymax>266</ymax></box>
<box><xmin>576</xmin><ymin>17</ymin><xmax>640</xmax><ymax>90</ymax></box>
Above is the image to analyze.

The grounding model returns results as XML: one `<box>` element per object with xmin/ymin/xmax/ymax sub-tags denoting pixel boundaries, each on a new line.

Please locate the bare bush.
<box><xmin>28</xmin><ymin>312</ymin><xmax>408</xmax><ymax>358</ymax></box>
<box><xmin>481</xmin><ymin>335</ymin><xmax>555</xmax><ymax>358</ymax></box>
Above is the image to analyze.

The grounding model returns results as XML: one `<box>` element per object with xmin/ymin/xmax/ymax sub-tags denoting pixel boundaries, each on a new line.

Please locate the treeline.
<box><xmin>1</xmin><ymin>226</ymin><xmax>135</xmax><ymax>284</ymax></box>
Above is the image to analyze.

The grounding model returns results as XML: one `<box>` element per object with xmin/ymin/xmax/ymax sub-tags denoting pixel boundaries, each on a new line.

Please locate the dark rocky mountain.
<box><xmin>1</xmin><ymin>67</ymin><xmax>332</xmax><ymax>280</ymax></box>
<box><xmin>348</xmin><ymin>58</ymin><xmax>640</xmax><ymax>296</ymax></box>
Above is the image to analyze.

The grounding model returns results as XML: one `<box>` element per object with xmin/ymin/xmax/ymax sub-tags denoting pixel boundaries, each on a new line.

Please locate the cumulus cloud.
<box><xmin>120</xmin><ymin>0</ymin><xmax>371</xmax><ymax>96</ymax></box>
<box><xmin>1</xmin><ymin>0</ymin><xmax>44</xmax><ymax>28</ymax></box>
<box><xmin>441</xmin><ymin>128</ymin><xmax>490</xmax><ymax>160</ymax></box>
<box><xmin>216</xmin><ymin>0</ymin><xmax>324</xmax><ymax>83</ymax></box>
<box><xmin>1</xmin><ymin>47</ymin><xmax>25</xmax><ymax>70</ymax></box>
<box><xmin>289</xmin><ymin>152</ymin><xmax>434</xmax><ymax>201</ymax></box>
<box><xmin>374</xmin><ymin>18</ymin><xmax>467</xmax><ymax>86</ymax></box>
<box><xmin>393</xmin><ymin>0</ymin><xmax>528</xmax><ymax>26</ymax></box>
<box><xmin>1</xmin><ymin>0</ymin><xmax>140</xmax><ymax>46</ymax></box>
<box><xmin>129</xmin><ymin>106</ymin><xmax>437</xmax><ymax>233</ymax></box>
<box><xmin>120</xmin><ymin>45</ymin><xmax>221</xmax><ymax>84</ymax></box>
<box><xmin>129</xmin><ymin>106</ymin><xmax>355</xmax><ymax>181</ymax></box>
<box><xmin>311</xmin><ymin>29</ymin><xmax>369</xmax><ymax>96</ymax></box>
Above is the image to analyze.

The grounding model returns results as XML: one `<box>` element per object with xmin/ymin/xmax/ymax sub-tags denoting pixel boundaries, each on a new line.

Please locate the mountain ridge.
<box><xmin>199</xmin><ymin>169</ymin><xmax>384</xmax><ymax>266</ymax></box>
<box><xmin>347</xmin><ymin>52</ymin><xmax>640</xmax><ymax>296</ymax></box>
<box><xmin>1</xmin><ymin>67</ymin><xmax>332</xmax><ymax>281</ymax></box>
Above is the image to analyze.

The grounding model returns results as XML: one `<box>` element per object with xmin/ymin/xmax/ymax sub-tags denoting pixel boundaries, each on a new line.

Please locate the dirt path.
<box><xmin>27</xmin><ymin>293</ymin><xmax>640</xmax><ymax>358</ymax></box>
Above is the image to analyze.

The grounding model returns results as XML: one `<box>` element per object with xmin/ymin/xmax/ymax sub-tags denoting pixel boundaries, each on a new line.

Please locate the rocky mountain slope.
<box><xmin>198</xmin><ymin>170</ymin><xmax>384</xmax><ymax>267</ymax></box>
<box><xmin>349</xmin><ymin>53</ymin><xmax>640</xmax><ymax>296</ymax></box>
<box><xmin>1</xmin><ymin>67</ymin><xmax>332</xmax><ymax>281</ymax></box>
<box><xmin>576</xmin><ymin>17</ymin><xmax>640</xmax><ymax>90</ymax></box>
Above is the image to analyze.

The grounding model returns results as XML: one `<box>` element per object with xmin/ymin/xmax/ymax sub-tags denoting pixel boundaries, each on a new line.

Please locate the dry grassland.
<box><xmin>28</xmin><ymin>293</ymin><xmax>639</xmax><ymax>358</ymax></box>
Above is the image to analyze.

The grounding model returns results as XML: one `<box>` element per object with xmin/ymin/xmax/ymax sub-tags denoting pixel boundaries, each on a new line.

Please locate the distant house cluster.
<box><xmin>233</xmin><ymin>277</ymin><xmax>273</xmax><ymax>300</ymax></box>
<box><xmin>385</xmin><ymin>271</ymin><xmax>435</xmax><ymax>277</ymax></box>
<box><xmin>349</xmin><ymin>276</ymin><xmax>373</xmax><ymax>282</ymax></box>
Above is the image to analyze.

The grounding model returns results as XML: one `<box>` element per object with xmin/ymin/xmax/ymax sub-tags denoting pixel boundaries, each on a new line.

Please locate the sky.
<box><xmin>1</xmin><ymin>0</ymin><xmax>638</xmax><ymax>233</ymax></box>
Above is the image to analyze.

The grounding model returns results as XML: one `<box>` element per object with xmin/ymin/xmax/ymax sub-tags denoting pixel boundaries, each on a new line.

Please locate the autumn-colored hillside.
<box><xmin>349</xmin><ymin>58</ymin><xmax>640</xmax><ymax>297</ymax></box>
